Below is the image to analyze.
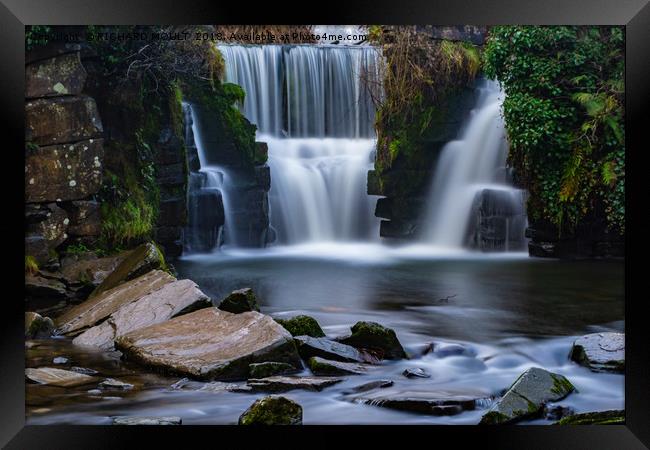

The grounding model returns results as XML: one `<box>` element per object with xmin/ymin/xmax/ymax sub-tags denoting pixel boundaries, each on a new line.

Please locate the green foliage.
<box><xmin>25</xmin><ymin>255</ymin><xmax>39</xmax><ymax>274</ymax></box>
<box><xmin>64</xmin><ymin>242</ymin><xmax>91</xmax><ymax>255</ymax></box>
<box><xmin>25</xmin><ymin>26</ymin><xmax>51</xmax><ymax>51</ymax></box>
<box><xmin>484</xmin><ymin>26</ymin><xmax>625</xmax><ymax>235</ymax></box>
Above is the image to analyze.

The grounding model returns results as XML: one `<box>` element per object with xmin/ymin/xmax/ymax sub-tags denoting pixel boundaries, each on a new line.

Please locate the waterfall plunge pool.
<box><xmin>26</xmin><ymin>253</ymin><xmax>624</xmax><ymax>425</ymax></box>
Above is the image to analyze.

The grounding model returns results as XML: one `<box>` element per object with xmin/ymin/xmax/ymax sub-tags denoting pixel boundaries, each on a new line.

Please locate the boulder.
<box><xmin>346</xmin><ymin>387</ymin><xmax>489</xmax><ymax>416</ymax></box>
<box><xmin>55</xmin><ymin>269</ymin><xmax>175</xmax><ymax>336</ymax></box>
<box><xmin>112</xmin><ymin>416</ymin><xmax>181</xmax><ymax>425</ymax></box>
<box><xmin>249</xmin><ymin>362</ymin><xmax>299</xmax><ymax>379</ymax></box>
<box><xmin>247</xmin><ymin>376</ymin><xmax>344</xmax><ymax>393</ymax></box>
<box><xmin>25</xmin><ymin>275</ymin><xmax>67</xmax><ymax>299</ymax></box>
<box><xmin>275</xmin><ymin>315</ymin><xmax>325</xmax><ymax>338</ymax></box>
<box><xmin>25</xmin><ymin>312</ymin><xmax>54</xmax><ymax>338</ymax></box>
<box><xmin>90</xmin><ymin>242</ymin><xmax>165</xmax><ymax>298</ymax></box>
<box><xmin>218</xmin><ymin>288</ymin><xmax>260</xmax><ymax>314</ymax></box>
<box><xmin>554</xmin><ymin>410</ymin><xmax>624</xmax><ymax>425</ymax></box>
<box><xmin>25</xmin><ymin>367</ymin><xmax>98</xmax><ymax>387</ymax></box>
<box><xmin>239</xmin><ymin>396</ymin><xmax>302</xmax><ymax>425</ymax></box>
<box><xmin>402</xmin><ymin>368</ymin><xmax>431</xmax><ymax>378</ymax></box>
<box><xmin>294</xmin><ymin>335</ymin><xmax>378</xmax><ymax>364</ymax></box>
<box><xmin>339</xmin><ymin>321</ymin><xmax>408</xmax><ymax>360</ymax></box>
<box><xmin>73</xmin><ymin>279</ymin><xmax>211</xmax><ymax>349</ymax></box>
<box><xmin>26</xmin><ymin>52</ymin><xmax>87</xmax><ymax>98</ymax></box>
<box><xmin>479</xmin><ymin>367</ymin><xmax>575</xmax><ymax>424</ymax></box>
<box><xmin>25</xmin><ymin>139</ymin><xmax>104</xmax><ymax>203</ymax></box>
<box><xmin>569</xmin><ymin>332</ymin><xmax>624</xmax><ymax>373</ymax></box>
<box><xmin>308</xmin><ymin>357</ymin><xmax>366</xmax><ymax>376</ymax></box>
<box><xmin>25</xmin><ymin>96</ymin><xmax>103</xmax><ymax>146</ymax></box>
<box><xmin>98</xmin><ymin>378</ymin><xmax>134</xmax><ymax>390</ymax></box>
<box><xmin>59</xmin><ymin>251</ymin><xmax>126</xmax><ymax>289</ymax></box>
<box><xmin>115</xmin><ymin>308</ymin><xmax>302</xmax><ymax>380</ymax></box>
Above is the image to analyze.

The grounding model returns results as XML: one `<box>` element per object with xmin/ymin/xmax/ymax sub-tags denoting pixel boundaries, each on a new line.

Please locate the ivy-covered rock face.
<box><xmin>483</xmin><ymin>26</ymin><xmax>625</xmax><ymax>240</ymax></box>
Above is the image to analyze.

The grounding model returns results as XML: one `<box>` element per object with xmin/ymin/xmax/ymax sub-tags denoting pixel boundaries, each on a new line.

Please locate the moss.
<box><xmin>275</xmin><ymin>315</ymin><xmax>325</xmax><ymax>338</ymax></box>
<box><xmin>480</xmin><ymin>410</ymin><xmax>510</xmax><ymax>425</ymax></box>
<box><xmin>25</xmin><ymin>255</ymin><xmax>39</xmax><ymax>275</ymax></box>
<box><xmin>555</xmin><ymin>410</ymin><xmax>624</xmax><ymax>425</ymax></box>
<box><xmin>550</xmin><ymin>373</ymin><xmax>575</xmax><ymax>397</ymax></box>
<box><xmin>341</xmin><ymin>321</ymin><xmax>407</xmax><ymax>360</ymax></box>
<box><xmin>238</xmin><ymin>396</ymin><xmax>303</xmax><ymax>425</ymax></box>
<box><xmin>248</xmin><ymin>362</ymin><xmax>297</xmax><ymax>378</ymax></box>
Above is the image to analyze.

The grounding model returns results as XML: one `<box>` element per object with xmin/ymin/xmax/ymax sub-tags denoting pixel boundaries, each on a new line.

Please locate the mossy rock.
<box><xmin>238</xmin><ymin>396</ymin><xmax>302</xmax><ymax>425</ymax></box>
<box><xmin>89</xmin><ymin>242</ymin><xmax>164</xmax><ymax>298</ymax></box>
<box><xmin>218</xmin><ymin>288</ymin><xmax>260</xmax><ymax>314</ymax></box>
<box><xmin>340</xmin><ymin>321</ymin><xmax>407</xmax><ymax>360</ymax></box>
<box><xmin>249</xmin><ymin>362</ymin><xmax>298</xmax><ymax>379</ymax></box>
<box><xmin>25</xmin><ymin>312</ymin><xmax>54</xmax><ymax>338</ymax></box>
<box><xmin>554</xmin><ymin>410</ymin><xmax>624</xmax><ymax>425</ymax></box>
<box><xmin>275</xmin><ymin>315</ymin><xmax>325</xmax><ymax>338</ymax></box>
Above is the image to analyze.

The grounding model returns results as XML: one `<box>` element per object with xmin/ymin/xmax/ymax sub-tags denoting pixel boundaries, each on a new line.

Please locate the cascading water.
<box><xmin>219</xmin><ymin>44</ymin><xmax>382</xmax><ymax>245</ymax></box>
<box><xmin>420</xmin><ymin>80</ymin><xmax>527</xmax><ymax>251</ymax></box>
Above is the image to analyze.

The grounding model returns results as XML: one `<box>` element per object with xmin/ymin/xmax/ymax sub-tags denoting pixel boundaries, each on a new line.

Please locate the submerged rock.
<box><xmin>347</xmin><ymin>387</ymin><xmax>488</xmax><ymax>416</ymax></box>
<box><xmin>247</xmin><ymin>376</ymin><xmax>344</xmax><ymax>392</ymax></box>
<box><xmin>275</xmin><ymin>315</ymin><xmax>325</xmax><ymax>337</ymax></box>
<box><xmin>479</xmin><ymin>367</ymin><xmax>575</xmax><ymax>425</ymax></box>
<box><xmin>52</xmin><ymin>357</ymin><xmax>69</xmax><ymax>365</ymax></box>
<box><xmin>72</xmin><ymin>279</ymin><xmax>210</xmax><ymax>349</ymax></box>
<box><xmin>98</xmin><ymin>378</ymin><xmax>134</xmax><ymax>390</ymax></box>
<box><xmin>402</xmin><ymin>368</ymin><xmax>431</xmax><ymax>379</ymax></box>
<box><xmin>554</xmin><ymin>409</ymin><xmax>624</xmax><ymax>425</ymax></box>
<box><xmin>249</xmin><ymin>362</ymin><xmax>299</xmax><ymax>379</ymax></box>
<box><xmin>112</xmin><ymin>416</ymin><xmax>181</xmax><ymax>425</ymax></box>
<box><xmin>218</xmin><ymin>288</ymin><xmax>260</xmax><ymax>314</ymax></box>
<box><xmin>570</xmin><ymin>332</ymin><xmax>624</xmax><ymax>373</ymax></box>
<box><xmin>308</xmin><ymin>357</ymin><xmax>366</xmax><ymax>376</ymax></box>
<box><xmin>294</xmin><ymin>335</ymin><xmax>377</xmax><ymax>364</ymax></box>
<box><xmin>239</xmin><ymin>396</ymin><xmax>303</xmax><ymax>425</ymax></box>
<box><xmin>55</xmin><ymin>270</ymin><xmax>175</xmax><ymax>336</ymax></box>
<box><xmin>115</xmin><ymin>308</ymin><xmax>301</xmax><ymax>380</ymax></box>
<box><xmin>25</xmin><ymin>312</ymin><xmax>54</xmax><ymax>338</ymax></box>
<box><xmin>344</xmin><ymin>379</ymin><xmax>394</xmax><ymax>394</ymax></box>
<box><xmin>434</xmin><ymin>343</ymin><xmax>476</xmax><ymax>358</ymax></box>
<box><xmin>339</xmin><ymin>321</ymin><xmax>407</xmax><ymax>360</ymax></box>
<box><xmin>25</xmin><ymin>367</ymin><xmax>98</xmax><ymax>387</ymax></box>
<box><xmin>90</xmin><ymin>243</ymin><xmax>165</xmax><ymax>298</ymax></box>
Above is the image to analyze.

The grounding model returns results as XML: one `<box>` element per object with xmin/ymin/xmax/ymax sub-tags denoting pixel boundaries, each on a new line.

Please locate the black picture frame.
<box><xmin>2</xmin><ymin>0</ymin><xmax>648</xmax><ymax>447</ymax></box>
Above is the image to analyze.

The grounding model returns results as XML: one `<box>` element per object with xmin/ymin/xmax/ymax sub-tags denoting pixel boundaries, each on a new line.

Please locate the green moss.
<box><xmin>275</xmin><ymin>315</ymin><xmax>325</xmax><ymax>338</ymax></box>
<box><xmin>555</xmin><ymin>410</ymin><xmax>624</xmax><ymax>425</ymax></box>
<box><xmin>480</xmin><ymin>410</ymin><xmax>510</xmax><ymax>425</ymax></box>
<box><xmin>25</xmin><ymin>255</ymin><xmax>39</xmax><ymax>274</ymax></box>
<box><xmin>238</xmin><ymin>396</ymin><xmax>303</xmax><ymax>425</ymax></box>
<box><xmin>550</xmin><ymin>373</ymin><xmax>575</xmax><ymax>397</ymax></box>
<box><xmin>341</xmin><ymin>321</ymin><xmax>407</xmax><ymax>360</ymax></box>
<box><xmin>248</xmin><ymin>362</ymin><xmax>297</xmax><ymax>378</ymax></box>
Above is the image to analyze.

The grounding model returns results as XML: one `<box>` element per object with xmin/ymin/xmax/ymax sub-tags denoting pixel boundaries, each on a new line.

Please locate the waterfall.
<box><xmin>219</xmin><ymin>44</ymin><xmax>382</xmax><ymax>245</ymax></box>
<box><xmin>420</xmin><ymin>80</ymin><xmax>528</xmax><ymax>251</ymax></box>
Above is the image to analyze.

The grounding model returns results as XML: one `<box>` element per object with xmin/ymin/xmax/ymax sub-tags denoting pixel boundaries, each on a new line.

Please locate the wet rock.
<box><xmin>199</xmin><ymin>382</ymin><xmax>251</xmax><ymax>393</ymax></box>
<box><xmin>275</xmin><ymin>315</ymin><xmax>325</xmax><ymax>338</ymax></box>
<box><xmin>347</xmin><ymin>387</ymin><xmax>488</xmax><ymax>416</ymax></box>
<box><xmin>570</xmin><ymin>332</ymin><xmax>624</xmax><ymax>373</ymax></box>
<box><xmin>249</xmin><ymin>362</ymin><xmax>299</xmax><ymax>379</ymax></box>
<box><xmin>59</xmin><ymin>251</ymin><xmax>127</xmax><ymax>290</ymax></box>
<box><xmin>70</xmin><ymin>367</ymin><xmax>99</xmax><ymax>376</ymax></box>
<box><xmin>115</xmin><ymin>308</ymin><xmax>301</xmax><ymax>380</ymax></box>
<box><xmin>87</xmin><ymin>389</ymin><xmax>102</xmax><ymax>396</ymax></box>
<box><xmin>90</xmin><ymin>242</ymin><xmax>166</xmax><ymax>298</ymax></box>
<box><xmin>112</xmin><ymin>416</ymin><xmax>181</xmax><ymax>425</ymax></box>
<box><xmin>554</xmin><ymin>410</ymin><xmax>624</xmax><ymax>425</ymax></box>
<box><xmin>344</xmin><ymin>379</ymin><xmax>394</xmax><ymax>394</ymax></box>
<box><xmin>239</xmin><ymin>396</ymin><xmax>302</xmax><ymax>425</ymax></box>
<box><xmin>25</xmin><ymin>234</ymin><xmax>51</xmax><ymax>266</ymax></box>
<box><xmin>25</xmin><ymin>312</ymin><xmax>55</xmax><ymax>338</ymax></box>
<box><xmin>98</xmin><ymin>378</ymin><xmax>134</xmax><ymax>390</ymax></box>
<box><xmin>25</xmin><ymin>96</ymin><xmax>103</xmax><ymax>146</ymax></box>
<box><xmin>73</xmin><ymin>279</ymin><xmax>211</xmax><ymax>349</ymax></box>
<box><xmin>294</xmin><ymin>335</ymin><xmax>377</xmax><ymax>364</ymax></box>
<box><xmin>544</xmin><ymin>404</ymin><xmax>575</xmax><ymax>421</ymax></box>
<box><xmin>55</xmin><ymin>269</ymin><xmax>175</xmax><ymax>336</ymax></box>
<box><xmin>247</xmin><ymin>376</ymin><xmax>344</xmax><ymax>393</ymax></box>
<box><xmin>402</xmin><ymin>368</ymin><xmax>431</xmax><ymax>379</ymax></box>
<box><xmin>52</xmin><ymin>357</ymin><xmax>69</xmax><ymax>365</ymax></box>
<box><xmin>25</xmin><ymin>367</ymin><xmax>98</xmax><ymax>387</ymax></box>
<box><xmin>479</xmin><ymin>367</ymin><xmax>575</xmax><ymax>425</ymax></box>
<box><xmin>339</xmin><ymin>321</ymin><xmax>407</xmax><ymax>360</ymax></box>
<box><xmin>26</xmin><ymin>52</ymin><xmax>87</xmax><ymax>98</ymax></box>
<box><xmin>434</xmin><ymin>343</ymin><xmax>476</xmax><ymax>358</ymax></box>
<box><xmin>218</xmin><ymin>288</ymin><xmax>260</xmax><ymax>314</ymax></box>
<box><xmin>308</xmin><ymin>357</ymin><xmax>366</xmax><ymax>376</ymax></box>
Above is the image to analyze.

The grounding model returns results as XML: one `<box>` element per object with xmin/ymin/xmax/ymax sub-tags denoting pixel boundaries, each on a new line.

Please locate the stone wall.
<box><xmin>25</xmin><ymin>44</ymin><xmax>104</xmax><ymax>268</ymax></box>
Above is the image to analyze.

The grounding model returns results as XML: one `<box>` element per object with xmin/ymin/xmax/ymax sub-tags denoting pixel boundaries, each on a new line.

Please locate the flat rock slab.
<box><xmin>26</xmin><ymin>367</ymin><xmax>98</xmax><ymax>387</ymax></box>
<box><xmin>55</xmin><ymin>270</ymin><xmax>175</xmax><ymax>336</ymax></box>
<box><xmin>346</xmin><ymin>387</ymin><xmax>489</xmax><ymax>416</ymax></box>
<box><xmin>247</xmin><ymin>376</ymin><xmax>344</xmax><ymax>392</ymax></box>
<box><xmin>480</xmin><ymin>367</ymin><xmax>575</xmax><ymax>424</ymax></box>
<box><xmin>115</xmin><ymin>308</ymin><xmax>301</xmax><ymax>380</ymax></box>
<box><xmin>72</xmin><ymin>279</ymin><xmax>210</xmax><ymax>349</ymax></box>
<box><xmin>308</xmin><ymin>357</ymin><xmax>367</xmax><ymax>376</ymax></box>
<box><xmin>570</xmin><ymin>332</ymin><xmax>624</xmax><ymax>373</ymax></box>
<box><xmin>295</xmin><ymin>335</ymin><xmax>377</xmax><ymax>364</ymax></box>
<box><xmin>112</xmin><ymin>416</ymin><xmax>181</xmax><ymax>425</ymax></box>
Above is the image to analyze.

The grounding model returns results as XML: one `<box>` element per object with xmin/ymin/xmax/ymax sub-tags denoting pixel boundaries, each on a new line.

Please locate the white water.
<box><xmin>421</xmin><ymin>80</ymin><xmax>527</xmax><ymax>249</ymax></box>
<box><xmin>219</xmin><ymin>44</ymin><xmax>382</xmax><ymax>245</ymax></box>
